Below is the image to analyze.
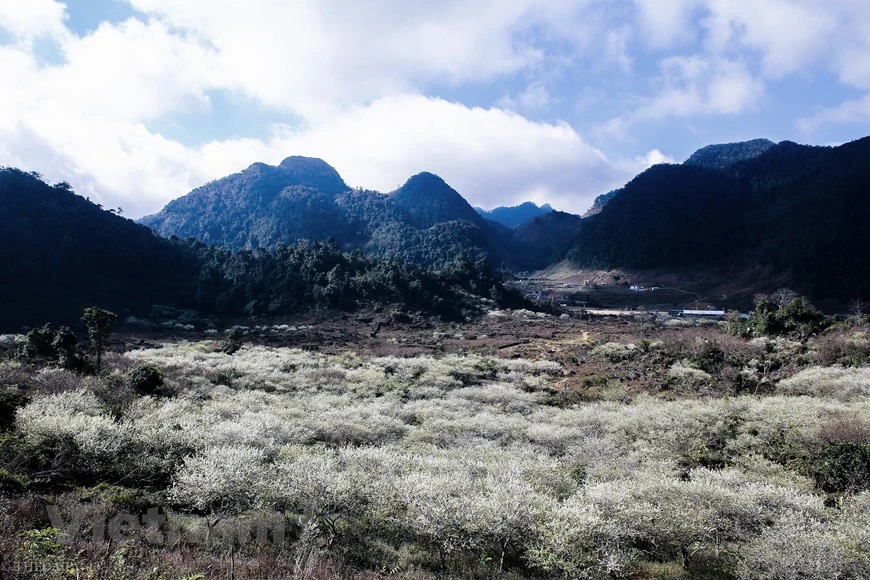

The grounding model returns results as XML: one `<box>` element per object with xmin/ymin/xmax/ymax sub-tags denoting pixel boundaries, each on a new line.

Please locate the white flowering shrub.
<box><xmin>169</xmin><ymin>445</ymin><xmax>271</xmax><ymax>512</ymax></box>
<box><xmin>591</xmin><ymin>342</ymin><xmax>638</xmax><ymax>362</ymax></box>
<box><xmin>0</xmin><ymin>334</ymin><xmax>25</xmax><ymax>346</ymax></box>
<box><xmin>735</xmin><ymin>512</ymin><xmax>861</xmax><ymax>580</ymax></box>
<box><xmin>667</xmin><ymin>361</ymin><xmax>713</xmax><ymax>388</ymax></box>
<box><xmin>776</xmin><ymin>365</ymin><xmax>870</xmax><ymax>400</ymax></box>
<box><xmin>16</xmin><ymin>389</ymin><xmax>128</xmax><ymax>473</ymax></box>
<box><xmin>528</xmin><ymin>495</ymin><xmax>635</xmax><ymax>578</ymax></box>
<box><xmin>14</xmin><ymin>339</ymin><xmax>870</xmax><ymax>577</ymax></box>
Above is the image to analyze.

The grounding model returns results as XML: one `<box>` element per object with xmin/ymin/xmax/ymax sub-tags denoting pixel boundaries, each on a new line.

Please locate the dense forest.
<box><xmin>0</xmin><ymin>168</ymin><xmax>528</xmax><ymax>331</ymax></box>
<box><xmin>0</xmin><ymin>168</ymin><xmax>195</xmax><ymax>329</ymax></box>
<box><xmin>567</xmin><ymin>137</ymin><xmax>870</xmax><ymax>305</ymax></box>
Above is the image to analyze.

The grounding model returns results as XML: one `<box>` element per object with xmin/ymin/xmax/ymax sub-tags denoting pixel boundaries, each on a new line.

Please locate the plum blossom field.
<box><xmin>2</xmin><ymin>327</ymin><xmax>870</xmax><ymax>578</ymax></box>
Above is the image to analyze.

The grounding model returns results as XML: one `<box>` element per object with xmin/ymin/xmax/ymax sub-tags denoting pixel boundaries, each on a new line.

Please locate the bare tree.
<box><xmin>770</xmin><ymin>288</ymin><xmax>799</xmax><ymax>309</ymax></box>
<box><xmin>849</xmin><ymin>299</ymin><xmax>866</xmax><ymax>322</ymax></box>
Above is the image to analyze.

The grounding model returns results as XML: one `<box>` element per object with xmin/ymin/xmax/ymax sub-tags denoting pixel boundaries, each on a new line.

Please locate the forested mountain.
<box><xmin>476</xmin><ymin>201</ymin><xmax>553</xmax><ymax>228</ymax></box>
<box><xmin>0</xmin><ymin>168</ymin><xmax>197</xmax><ymax>329</ymax></box>
<box><xmin>391</xmin><ymin>172</ymin><xmax>484</xmax><ymax>228</ymax></box>
<box><xmin>0</xmin><ymin>169</ymin><xmax>529</xmax><ymax>330</ymax></box>
<box><xmin>141</xmin><ymin>157</ymin><xmax>358</xmax><ymax>249</ymax></box>
<box><xmin>567</xmin><ymin>137</ymin><xmax>870</xmax><ymax>304</ymax></box>
<box><xmin>508</xmin><ymin>211</ymin><xmax>583</xmax><ymax>270</ymax></box>
<box><xmin>9</xmin><ymin>134</ymin><xmax>866</xmax><ymax>325</ymax></box>
<box><xmin>141</xmin><ymin>158</ymin><xmax>571</xmax><ymax>270</ymax></box>
<box><xmin>582</xmin><ymin>189</ymin><xmax>618</xmax><ymax>217</ymax></box>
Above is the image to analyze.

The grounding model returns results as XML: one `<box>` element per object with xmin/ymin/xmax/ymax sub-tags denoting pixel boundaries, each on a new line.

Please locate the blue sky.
<box><xmin>1</xmin><ymin>0</ymin><xmax>869</xmax><ymax>218</ymax></box>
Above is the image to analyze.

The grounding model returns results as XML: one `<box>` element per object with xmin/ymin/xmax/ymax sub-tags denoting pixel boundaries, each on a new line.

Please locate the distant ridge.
<box><xmin>476</xmin><ymin>201</ymin><xmax>554</xmax><ymax>228</ymax></box>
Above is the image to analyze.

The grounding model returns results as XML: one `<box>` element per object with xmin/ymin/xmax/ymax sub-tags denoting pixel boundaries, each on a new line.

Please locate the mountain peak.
<box><xmin>392</xmin><ymin>172</ymin><xmax>482</xmax><ymax>228</ymax></box>
<box><xmin>275</xmin><ymin>156</ymin><xmax>348</xmax><ymax>194</ymax></box>
<box><xmin>684</xmin><ymin>138</ymin><xmax>776</xmax><ymax>170</ymax></box>
<box><xmin>477</xmin><ymin>201</ymin><xmax>556</xmax><ymax>228</ymax></box>
<box><xmin>278</xmin><ymin>155</ymin><xmax>332</xmax><ymax>171</ymax></box>
<box><xmin>402</xmin><ymin>171</ymin><xmax>450</xmax><ymax>190</ymax></box>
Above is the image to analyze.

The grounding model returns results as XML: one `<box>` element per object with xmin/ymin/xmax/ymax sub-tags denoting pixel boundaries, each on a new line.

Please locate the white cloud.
<box><xmin>701</xmin><ymin>0</ymin><xmax>836</xmax><ymax>77</ymax></box>
<box><xmin>0</xmin><ymin>0</ymin><xmax>69</xmax><ymax>43</ymax></box>
<box><xmin>40</xmin><ymin>19</ymin><xmax>220</xmax><ymax>122</ymax></box>
<box><xmin>633</xmin><ymin>0</ymin><xmax>701</xmax><ymax>49</ymax></box>
<box><xmin>520</xmin><ymin>82</ymin><xmax>553</xmax><ymax>110</ymax></box>
<box><xmin>122</xmin><ymin>0</ymin><xmax>596</xmax><ymax>119</ymax></box>
<box><xmin>639</xmin><ymin>149</ymin><xmax>675</xmax><ymax>167</ymax></box>
<box><xmin>259</xmin><ymin>95</ymin><xmax>627</xmax><ymax>214</ymax></box>
<box><xmin>642</xmin><ymin>56</ymin><xmax>764</xmax><ymax>119</ymax></box>
<box><xmin>798</xmin><ymin>94</ymin><xmax>870</xmax><ymax>131</ymax></box>
<box><xmin>628</xmin><ymin>0</ymin><xmax>870</xmax><ymax>134</ymax></box>
<box><xmin>605</xmin><ymin>25</ymin><xmax>634</xmax><ymax>73</ymax></box>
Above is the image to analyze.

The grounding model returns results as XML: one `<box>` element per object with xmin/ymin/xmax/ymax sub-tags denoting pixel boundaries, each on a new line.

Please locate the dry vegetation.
<box><xmin>1</xmin><ymin>311</ymin><xmax>869</xmax><ymax>579</ymax></box>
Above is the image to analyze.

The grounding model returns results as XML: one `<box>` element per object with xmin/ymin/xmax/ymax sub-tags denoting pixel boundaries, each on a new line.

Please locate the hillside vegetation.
<box><xmin>567</xmin><ymin>137</ymin><xmax>870</xmax><ymax>306</ymax></box>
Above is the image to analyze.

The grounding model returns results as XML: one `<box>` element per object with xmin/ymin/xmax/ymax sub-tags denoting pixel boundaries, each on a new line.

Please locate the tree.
<box><xmin>770</xmin><ymin>288</ymin><xmax>799</xmax><ymax>309</ymax></box>
<box><xmin>82</xmin><ymin>307</ymin><xmax>117</xmax><ymax>373</ymax></box>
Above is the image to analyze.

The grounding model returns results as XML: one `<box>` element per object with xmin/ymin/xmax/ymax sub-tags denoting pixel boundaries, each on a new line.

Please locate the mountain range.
<box><xmin>0</xmin><ymin>168</ymin><xmax>530</xmax><ymax>330</ymax></box>
<box><xmin>141</xmin><ymin>161</ymin><xmax>575</xmax><ymax>271</ymax></box>
<box><xmin>143</xmin><ymin>135</ymin><xmax>869</xmax><ymax>306</ymax></box>
<box><xmin>2</xmin><ymin>134</ymin><xmax>869</xmax><ymax>329</ymax></box>
<box><xmin>475</xmin><ymin>202</ymin><xmax>554</xmax><ymax>228</ymax></box>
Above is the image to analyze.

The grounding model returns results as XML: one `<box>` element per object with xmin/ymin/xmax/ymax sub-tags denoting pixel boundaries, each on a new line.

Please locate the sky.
<box><xmin>1</xmin><ymin>1</ymin><xmax>869</xmax><ymax>219</ymax></box>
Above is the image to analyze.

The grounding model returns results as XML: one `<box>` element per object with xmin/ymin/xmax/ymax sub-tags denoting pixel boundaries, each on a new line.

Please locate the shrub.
<box><xmin>21</xmin><ymin>325</ymin><xmax>57</xmax><ymax>359</ymax></box>
<box><xmin>815</xmin><ymin>442</ymin><xmax>870</xmax><ymax>493</ymax></box>
<box><xmin>731</xmin><ymin>293</ymin><xmax>830</xmax><ymax>338</ymax></box>
<box><xmin>128</xmin><ymin>364</ymin><xmax>164</xmax><ymax>395</ymax></box>
<box><xmin>221</xmin><ymin>327</ymin><xmax>246</xmax><ymax>355</ymax></box>
<box><xmin>735</xmin><ymin>512</ymin><xmax>868</xmax><ymax>580</ymax></box>
<box><xmin>0</xmin><ymin>387</ymin><xmax>29</xmax><ymax>431</ymax></box>
<box><xmin>666</xmin><ymin>362</ymin><xmax>712</xmax><ymax>390</ymax></box>
<box><xmin>0</xmin><ymin>468</ymin><xmax>28</xmax><ymax>494</ymax></box>
<box><xmin>527</xmin><ymin>495</ymin><xmax>633</xmax><ymax>578</ymax></box>
<box><xmin>776</xmin><ymin>366</ymin><xmax>870</xmax><ymax>400</ymax></box>
<box><xmin>813</xmin><ymin>417</ymin><xmax>870</xmax><ymax>493</ymax></box>
<box><xmin>31</xmin><ymin>367</ymin><xmax>86</xmax><ymax>394</ymax></box>
<box><xmin>811</xmin><ymin>326</ymin><xmax>870</xmax><ymax>367</ymax></box>
<box><xmin>169</xmin><ymin>445</ymin><xmax>270</xmax><ymax>513</ymax></box>
<box><xmin>19</xmin><ymin>325</ymin><xmax>84</xmax><ymax>370</ymax></box>
<box><xmin>15</xmin><ymin>389</ymin><xmax>126</xmax><ymax>478</ymax></box>
<box><xmin>592</xmin><ymin>342</ymin><xmax>638</xmax><ymax>362</ymax></box>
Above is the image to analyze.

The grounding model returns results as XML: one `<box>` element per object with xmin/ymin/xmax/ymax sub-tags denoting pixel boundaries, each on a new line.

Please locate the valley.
<box><xmin>0</xmin><ymin>135</ymin><xmax>868</xmax><ymax>579</ymax></box>
<box><xmin>4</xmin><ymin>1</ymin><xmax>870</xmax><ymax>577</ymax></box>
